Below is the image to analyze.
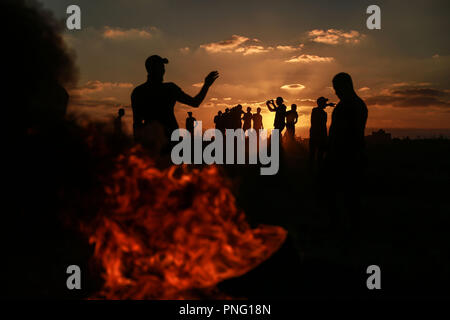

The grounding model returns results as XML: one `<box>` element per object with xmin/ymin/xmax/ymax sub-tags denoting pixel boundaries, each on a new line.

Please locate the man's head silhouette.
<box><xmin>276</xmin><ymin>97</ymin><xmax>284</xmax><ymax>106</ymax></box>
<box><xmin>332</xmin><ymin>72</ymin><xmax>355</xmax><ymax>100</ymax></box>
<box><xmin>247</xmin><ymin>107</ymin><xmax>251</xmax><ymax>112</ymax></box>
<box><xmin>187</xmin><ymin>111</ymin><xmax>193</xmax><ymax>117</ymax></box>
<box><xmin>291</xmin><ymin>104</ymin><xmax>297</xmax><ymax>111</ymax></box>
<box><xmin>317</xmin><ymin>97</ymin><xmax>328</xmax><ymax>108</ymax></box>
<box><xmin>118</xmin><ymin>108</ymin><xmax>125</xmax><ymax>117</ymax></box>
<box><xmin>257</xmin><ymin>107</ymin><xmax>261</xmax><ymax>113</ymax></box>
<box><xmin>145</xmin><ymin>55</ymin><xmax>169</xmax><ymax>83</ymax></box>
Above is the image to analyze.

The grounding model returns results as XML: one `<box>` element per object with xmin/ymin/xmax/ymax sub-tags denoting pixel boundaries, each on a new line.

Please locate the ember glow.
<box><xmin>84</xmin><ymin>148</ymin><xmax>287</xmax><ymax>299</ymax></box>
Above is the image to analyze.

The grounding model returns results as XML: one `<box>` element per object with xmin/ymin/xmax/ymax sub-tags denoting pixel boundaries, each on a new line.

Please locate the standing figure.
<box><xmin>214</xmin><ymin>110</ymin><xmax>224</xmax><ymax>134</ymax></box>
<box><xmin>114</xmin><ymin>108</ymin><xmax>125</xmax><ymax>137</ymax></box>
<box><xmin>266</xmin><ymin>97</ymin><xmax>286</xmax><ymax>133</ymax></box>
<box><xmin>131</xmin><ymin>55</ymin><xmax>218</xmax><ymax>148</ymax></box>
<box><xmin>326</xmin><ymin>72</ymin><xmax>368</xmax><ymax>231</ymax></box>
<box><xmin>252</xmin><ymin>107</ymin><xmax>264</xmax><ymax>132</ymax></box>
<box><xmin>186</xmin><ymin>111</ymin><xmax>197</xmax><ymax>136</ymax></box>
<box><xmin>242</xmin><ymin>107</ymin><xmax>253</xmax><ymax>132</ymax></box>
<box><xmin>285</xmin><ymin>104</ymin><xmax>298</xmax><ymax>140</ymax></box>
<box><xmin>310</xmin><ymin>97</ymin><xmax>333</xmax><ymax>167</ymax></box>
<box><xmin>232</xmin><ymin>104</ymin><xmax>245</xmax><ymax>129</ymax></box>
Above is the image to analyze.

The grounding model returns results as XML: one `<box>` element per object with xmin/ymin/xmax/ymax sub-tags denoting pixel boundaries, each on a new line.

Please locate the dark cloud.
<box><xmin>366</xmin><ymin>86</ymin><xmax>450</xmax><ymax>108</ymax></box>
<box><xmin>392</xmin><ymin>88</ymin><xmax>446</xmax><ymax>97</ymax></box>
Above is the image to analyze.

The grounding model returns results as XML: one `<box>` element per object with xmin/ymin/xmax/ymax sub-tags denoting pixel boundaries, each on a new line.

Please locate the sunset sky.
<box><xmin>41</xmin><ymin>0</ymin><xmax>450</xmax><ymax>137</ymax></box>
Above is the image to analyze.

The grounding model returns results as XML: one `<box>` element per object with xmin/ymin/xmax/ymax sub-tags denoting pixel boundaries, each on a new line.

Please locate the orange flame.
<box><xmin>85</xmin><ymin>147</ymin><xmax>287</xmax><ymax>299</ymax></box>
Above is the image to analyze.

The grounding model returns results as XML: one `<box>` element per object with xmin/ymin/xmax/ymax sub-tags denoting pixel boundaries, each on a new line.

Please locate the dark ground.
<box><xmin>219</xmin><ymin>137</ymin><xmax>450</xmax><ymax>298</ymax></box>
<box><xmin>3</xmin><ymin>131</ymin><xmax>449</xmax><ymax>299</ymax></box>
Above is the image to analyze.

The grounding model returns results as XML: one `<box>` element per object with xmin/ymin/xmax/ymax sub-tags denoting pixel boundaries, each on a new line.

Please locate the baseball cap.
<box><xmin>317</xmin><ymin>97</ymin><xmax>329</xmax><ymax>105</ymax></box>
<box><xmin>145</xmin><ymin>55</ymin><xmax>168</xmax><ymax>71</ymax></box>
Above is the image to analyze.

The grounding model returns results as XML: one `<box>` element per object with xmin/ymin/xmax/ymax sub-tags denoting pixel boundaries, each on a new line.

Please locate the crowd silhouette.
<box><xmin>130</xmin><ymin>55</ymin><xmax>369</xmax><ymax>233</ymax></box>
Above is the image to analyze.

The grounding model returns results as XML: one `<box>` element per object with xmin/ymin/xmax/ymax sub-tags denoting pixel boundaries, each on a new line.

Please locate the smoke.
<box><xmin>2</xmin><ymin>0</ymin><xmax>78</xmax><ymax>131</ymax></box>
<box><xmin>2</xmin><ymin>0</ymin><xmax>77</xmax><ymax>85</ymax></box>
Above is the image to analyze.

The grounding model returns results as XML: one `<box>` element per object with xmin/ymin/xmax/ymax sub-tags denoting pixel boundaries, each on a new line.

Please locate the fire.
<box><xmin>84</xmin><ymin>147</ymin><xmax>287</xmax><ymax>299</ymax></box>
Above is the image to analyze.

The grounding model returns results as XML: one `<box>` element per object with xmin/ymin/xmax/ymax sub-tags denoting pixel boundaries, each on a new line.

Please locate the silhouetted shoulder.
<box><xmin>165</xmin><ymin>82</ymin><xmax>182</xmax><ymax>92</ymax></box>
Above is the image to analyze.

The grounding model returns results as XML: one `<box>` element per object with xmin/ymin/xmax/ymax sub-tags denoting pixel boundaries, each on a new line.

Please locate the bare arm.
<box><xmin>177</xmin><ymin>71</ymin><xmax>219</xmax><ymax>107</ymax></box>
<box><xmin>266</xmin><ymin>100</ymin><xmax>276</xmax><ymax>112</ymax></box>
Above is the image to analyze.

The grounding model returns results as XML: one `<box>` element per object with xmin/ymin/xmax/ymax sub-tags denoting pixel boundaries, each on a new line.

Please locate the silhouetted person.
<box><xmin>310</xmin><ymin>97</ymin><xmax>333</xmax><ymax>167</ymax></box>
<box><xmin>131</xmin><ymin>55</ymin><xmax>218</xmax><ymax>147</ymax></box>
<box><xmin>232</xmin><ymin>104</ymin><xmax>245</xmax><ymax>129</ymax></box>
<box><xmin>285</xmin><ymin>104</ymin><xmax>298</xmax><ymax>140</ymax></box>
<box><xmin>266</xmin><ymin>97</ymin><xmax>286</xmax><ymax>132</ymax></box>
<box><xmin>326</xmin><ymin>73</ymin><xmax>368</xmax><ymax>232</ymax></box>
<box><xmin>114</xmin><ymin>108</ymin><xmax>125</xmax><ymax>137</ymax></box>
<box><xmin>242</xmin><ymin>107</ymin><xmax>253</xmax><ymax>132</ymax></box>
<box><xmin>214</xmin><ymin>111</ymin><xmax>225</xmax><ymax>134</ymax></box>
<box><xmin>223</xmin><ymin>108</ymin><xmax>232</xmax><ymax>131</ymax></box>
<box><xmin>252</xmin><ymin>107</ymin><xmax>263</xmax><ymax>132</ymax></box>
<box><xmin>186</xmin><ymin>111</ymin><xmax>197</xmax><ymax>136</ymax></box>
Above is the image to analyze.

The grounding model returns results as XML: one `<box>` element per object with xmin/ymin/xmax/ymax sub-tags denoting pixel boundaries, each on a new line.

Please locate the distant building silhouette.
<box><xmin>366</xmin><ymin>129</ymin><xmax>391</xmax><ymax>144</ymax></box>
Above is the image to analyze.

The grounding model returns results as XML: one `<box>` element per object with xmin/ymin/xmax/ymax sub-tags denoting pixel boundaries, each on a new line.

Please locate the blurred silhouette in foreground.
<box><xmin>309</xmin><ymin>97</ymin><xmax>334</xmax><ymax>168</ymax></box>
<box><xmin>285</xmin><ymin>104</ymin><xmax>298</xmax><ymax>141</ymax></box>
<box><xmin>131</xmin><ymin>55</ymin><xmax>218</xmax><ymax>151</ymax></box>
<box><xmin>325</xmin><ymin>73</ymin><xmax>368</xmax><ymax>232</ymax></box>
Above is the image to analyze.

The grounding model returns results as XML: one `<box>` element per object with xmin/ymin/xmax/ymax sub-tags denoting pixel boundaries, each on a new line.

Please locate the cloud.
<box><xmin>70</xmin><ymin>80</ymin><xmax>133</xmax><ymax>95</ymax></box>
<box><xmin>359</xmin><ymin>87</ymin><xmax>370</xmax><ymax>92</ymax></box>
<box><xmin>392</xmin><ymin>88</ymin><xmax>445</xmax><ymax>97</ymax></box>
<box><xmin>69</xmin><ymin>80</ymin><xmax>134</xmax><ymax>109</ymax></box>
<box><xmin>281</xmin><ymin>84</ymin><xmax>306</xmax><ymax>91</ymax></box>
<box><xmin>235</xmin><ymin>45</ymin><xmax>272</xmax><ymax>55</ymax></box>
<box><xmin>276</xmin><ymin>44</ymin><xmax>304</xmax><ymax>52</ymax></box>
<box><xmin>200</xmin><ymin>35</ymin><xmax>303</xmax><ymax>56</ymax></box>
<box><xmin>365</xmin><ymin>86</ymin><xmax>450</xmax><ymax>108</ymax></box>
<box><xmin>307</xmin><ymin>29</ymin><xmax>365</xmax><ymax>45</ymax></box>
<box><xmin>296</xmin><ymin>98</ymin><xmax>316</xmax><ymax>107</ymax></box>
<box><xmin>192</xmin><ymin>82</ymin><xmax>203</xmax><ymax>88</ymax></box>
<box><xmin>200</xmin><ymin>34</ymin><xmax>250</xmax><ymax>53</ymax></box>
<box><xmin>102</xmin><ymin>26</ymin><xmax>157</xmax><ymax>40</ymax></box>
<box><xmin>285</xmin><ymin>54</ymin><xmax>334</xmax><ymax>63</ymax></box>
<box><xmin>179</xmin><ymin>47</ymin><xmax>190</xmax><ymax>54</ymax></box>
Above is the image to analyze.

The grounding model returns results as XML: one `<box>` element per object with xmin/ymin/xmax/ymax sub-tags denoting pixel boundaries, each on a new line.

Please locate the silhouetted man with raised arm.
<box><xmin>326</xmin><ymin>72</ymin><xmax>368</xmax><ymax>232</ymax></box>
<box><xmin>131</xmin><ymin>55</ymin><xmax>218</xmax><ymax>145</ymax></box>
<box><xmin>266</xmin><ymin>97</ymin><xmax>286</xmax><ymax>133</ymax></box>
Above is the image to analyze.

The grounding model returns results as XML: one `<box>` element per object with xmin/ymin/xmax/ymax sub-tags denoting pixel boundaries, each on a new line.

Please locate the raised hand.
<box><xmin>205</xmin><ymin>71</ymin><xmax>219</xmax><ymax>87</ymax></box>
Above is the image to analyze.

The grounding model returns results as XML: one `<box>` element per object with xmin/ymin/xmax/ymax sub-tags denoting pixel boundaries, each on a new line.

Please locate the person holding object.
<box><xmin>266</xmin><ymin>97</ymin><xmax>287</xmax><ymax>133</ymax></box>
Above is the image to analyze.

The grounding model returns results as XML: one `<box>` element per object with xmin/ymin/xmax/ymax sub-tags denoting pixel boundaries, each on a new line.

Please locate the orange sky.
<box><xmin>39</xmin><ymin>0</ymin><xmax>450</xmax><ymax>137</ymax></box>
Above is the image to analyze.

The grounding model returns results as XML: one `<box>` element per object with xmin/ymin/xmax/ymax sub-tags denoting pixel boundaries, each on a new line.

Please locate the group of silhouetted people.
<box><xmin>130</xmin><ymin>54</ymin><xmax>368</xmax><ymax>230</ymax></box>
<box><xmin>210</xmin><ymin>105</ymin><xmax>264</xmax><ymax>135</ymax></box>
